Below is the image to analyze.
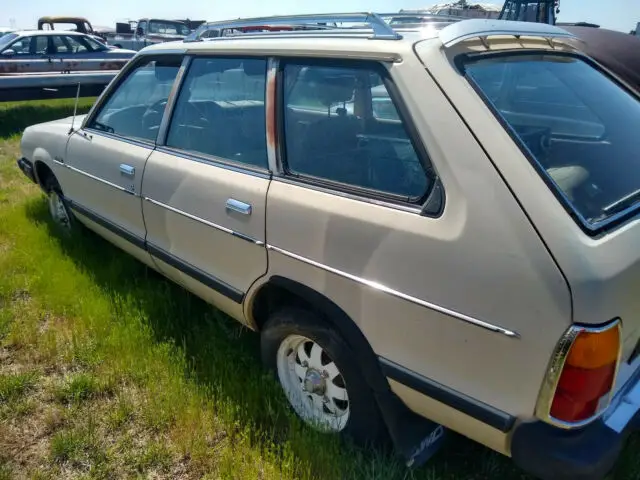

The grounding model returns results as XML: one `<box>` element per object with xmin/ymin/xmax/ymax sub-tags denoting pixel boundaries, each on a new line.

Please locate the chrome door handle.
<box><xmin>119</xmin><ymin>164</ymin><xmax>135</xmax><ymax>177</ymax></box>
<box><xmin>226</xmin><ymin>198</ymin><xmax>252</xmax><ymax>215</ymax></box>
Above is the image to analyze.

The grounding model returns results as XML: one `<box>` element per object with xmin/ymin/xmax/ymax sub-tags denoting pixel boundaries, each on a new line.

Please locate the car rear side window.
<box><xmin>465</xmin><ymin>53</ymin><xmax>640</xmax><ymax>229</ymax></box>
<box><xmin>282</xmin><ymin>62</ymin><xmax>431</xmax><ymax>201</ymax></box>
<box><xmin>88</xmin><ymin>57</ymin><xmax>181</xmax><ymax>142</ymax></box>
<box><xmin>166</xmin><ymin>57</ymin><xmax>267</xmax><ymax>169</ymax></box>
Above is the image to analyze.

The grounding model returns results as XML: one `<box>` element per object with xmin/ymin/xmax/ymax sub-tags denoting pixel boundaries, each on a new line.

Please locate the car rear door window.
<box><xmin>166</xmin><ymin>57</ymin><xmax>268</xmax><ymax>169</ymax></box>
<box><xmin>282</xmin><ymin>62</ymin><xmax>431</xmax><ymax>201</ymax></box>
<box><xmin>88</xmin><ymin>56</ymin><xmax>182</xmax><ymax>142</ymax></box>
<box><xmin>465</xmin><ymin>53</ymin><xmax>640</xmax><ymax>229</ymax></box>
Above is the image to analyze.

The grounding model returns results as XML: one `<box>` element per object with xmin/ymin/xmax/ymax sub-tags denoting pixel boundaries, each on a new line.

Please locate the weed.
<box><xmin>52</xmin><ymin>373</ymin><xmax>112</xmax><ymax>404</ymax></box>
<box><xmin>0</xmin><ymin>371</ymin><xmax>37</xmax><ymax>403</ymax></box>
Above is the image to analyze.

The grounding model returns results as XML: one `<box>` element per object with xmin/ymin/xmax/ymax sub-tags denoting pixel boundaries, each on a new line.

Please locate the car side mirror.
<box><xmin>1</xmin><ymin>49</ymin><xmax>16</xmax><ymax>56</ymax></box>
<box><xmin>136</xmin><ymin>27</ymin><xmax>144</xmax><ymax>36</ymax></box>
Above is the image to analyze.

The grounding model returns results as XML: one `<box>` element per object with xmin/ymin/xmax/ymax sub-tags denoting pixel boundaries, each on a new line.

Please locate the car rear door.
<box><xmin>62</xmin><ymin>55</ymin><xmax>182</xmax><ymax>264</ymax></box>
<box><xmin>141</xmin><ymin>55</ymin><xmax>270</xmax><ymax>320</ymax></box>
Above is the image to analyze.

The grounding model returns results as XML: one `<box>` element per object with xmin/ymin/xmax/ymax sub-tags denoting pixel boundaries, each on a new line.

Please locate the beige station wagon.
<box><xmin>16</xmin><ymin>13</ymin><xmax>640</xmax><ymax>480</ymax></box>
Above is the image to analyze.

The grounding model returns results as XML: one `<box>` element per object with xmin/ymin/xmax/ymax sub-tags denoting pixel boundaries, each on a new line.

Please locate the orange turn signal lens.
<box><xmin>565</xmin><ymin>325</ymin><xmax>621</xmax><ymax>370</ymax></box>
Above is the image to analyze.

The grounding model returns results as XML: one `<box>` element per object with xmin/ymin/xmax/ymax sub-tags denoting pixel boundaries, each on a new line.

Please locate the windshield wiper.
<box><xmin>602</xmin><ymin>188</ymin><xmax>640</xmax><ymax>216</ymax></box>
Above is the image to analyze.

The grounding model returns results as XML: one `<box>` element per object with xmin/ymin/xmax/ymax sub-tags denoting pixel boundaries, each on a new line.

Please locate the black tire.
<box><xmin>261</xmin><ymin>307</ymin><xmax>388</xmax><ymax>446</ymax></box>
<box><xmin>44</xmin><ymin>176</ymin><xmax>75</xmax><ymax>231</ymax></box>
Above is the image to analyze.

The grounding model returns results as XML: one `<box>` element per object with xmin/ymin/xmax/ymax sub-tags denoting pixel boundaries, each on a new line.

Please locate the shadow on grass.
<box><xmin>22</xmin><ymin>197</ymin><xmax>639</xmax><ymax>480</ymax></box>
<box><xmin>0</xmin><ymin>99</ymin><xmax>95</xmax><ymax>138</ymax></box>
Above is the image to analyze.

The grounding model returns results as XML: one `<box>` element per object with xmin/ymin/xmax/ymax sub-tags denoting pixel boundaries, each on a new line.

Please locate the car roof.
<box><xmin>139</xmin><ymin>17</ymin><xmax>581</xmax><ymax>59</ymax></box>
<box><xmin>14</xmin><ymin>30</ymin><xmax>91</xmax><ymax>38</ymax></box>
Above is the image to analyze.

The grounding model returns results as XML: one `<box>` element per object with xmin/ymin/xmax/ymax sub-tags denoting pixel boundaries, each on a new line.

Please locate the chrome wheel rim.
<box><xmin>48</xmin><ymin>191</ymin><xmax>70</xmax><ymax>230</ymax></box>
<box><xmin>276</xmin><ymin>334</ymin><xmax>350</xmax><ymax>432</ymax></box>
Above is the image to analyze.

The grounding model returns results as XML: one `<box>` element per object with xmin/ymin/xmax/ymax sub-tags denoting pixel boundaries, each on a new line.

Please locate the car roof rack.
<box><xmin>185</xmin><ymin>12</ymin><xmax>466</xmax><ymax>42</ymax></box>
<box><xmin>186</xmin><ymin>12</ymin><xmax>402</xmax><ymax>42</ymax></box>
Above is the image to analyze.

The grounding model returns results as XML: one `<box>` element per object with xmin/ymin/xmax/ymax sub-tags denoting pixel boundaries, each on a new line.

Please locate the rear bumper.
<box><xmin>17</xmin><ymin>157</ymin><xmax>36</xmax><ymax>184</ymax></box>
<box><xmin>512</xmin><ymin>373</ymin><xmax>640</xmax><ymax>480</ymax></box>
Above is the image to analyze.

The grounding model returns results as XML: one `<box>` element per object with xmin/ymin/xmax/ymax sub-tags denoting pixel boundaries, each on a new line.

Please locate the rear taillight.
<box><xmin>537</xmin><ymin>320</ymin><xmax>622</xmax><ymax>428</ymax></box>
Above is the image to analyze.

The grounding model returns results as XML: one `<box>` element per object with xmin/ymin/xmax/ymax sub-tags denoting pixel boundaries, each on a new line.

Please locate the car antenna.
<box><xmin>68</xmin><ymin>82</ymin><xmax>81</xmax><ymax>135</ymax></box>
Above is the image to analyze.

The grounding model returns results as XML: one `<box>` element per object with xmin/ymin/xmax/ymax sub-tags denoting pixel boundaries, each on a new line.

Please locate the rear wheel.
<box><xmin>261</xmin><ymin>307</ymin><xmax>387</xmax><ymax>445</ymax></box>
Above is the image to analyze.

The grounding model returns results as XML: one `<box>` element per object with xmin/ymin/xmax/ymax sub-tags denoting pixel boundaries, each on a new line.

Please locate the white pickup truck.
<box><xmin>104</xmin><ymin>18</ymin><xmax>191</xmax><ymax>51</ymax></box>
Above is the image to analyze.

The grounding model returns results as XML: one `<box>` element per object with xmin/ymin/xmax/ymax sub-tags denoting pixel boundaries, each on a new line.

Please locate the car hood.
<box><xmin>45</xmin><ymin>114</ymin><xmax>88</xmax><ymax>127</ymax></box>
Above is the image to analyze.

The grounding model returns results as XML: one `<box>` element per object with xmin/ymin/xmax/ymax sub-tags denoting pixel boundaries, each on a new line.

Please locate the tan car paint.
<box><xmin>415</xmin><ymin>37</ymin><xmax>640</xmax><ymax>393</ymax></box>
<box><xmin>18</xmin><ymin>25</ymin><xmax>637</xmax><ymax>464</ymax></box>
<box><xmin>141</xmin><ymin>149</ymin><xmax>269</xmax><ymax>315</ymax></box>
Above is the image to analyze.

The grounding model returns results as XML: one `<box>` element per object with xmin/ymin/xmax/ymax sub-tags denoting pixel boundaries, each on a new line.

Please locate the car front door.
<box><xmin>141</xmin><ymin>56</ymin><xmax>270</xmax><ymax>319</ymax></box>
<box><xmin>62</xmin><ymin>55</ymin><xmax>182</xmax><ymax>264</ymax></box>
<box><xmin>2</xmin><ymin>35</ymin><xmax>52</xmax><ymax>73</ymax></box>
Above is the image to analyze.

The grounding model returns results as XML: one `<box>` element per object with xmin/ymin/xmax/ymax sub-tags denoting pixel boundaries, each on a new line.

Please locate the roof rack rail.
<box><xmin>185</xmin><ymin>12</ymin><xmax>404</xmax><ymax>42</ymax></box>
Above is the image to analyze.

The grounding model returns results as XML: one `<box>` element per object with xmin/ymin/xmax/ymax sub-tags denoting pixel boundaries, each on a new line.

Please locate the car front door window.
<box><xmin>88</xmin><ymin>57</ymin><xmax>182</xmax><ymax>142</ymax></box>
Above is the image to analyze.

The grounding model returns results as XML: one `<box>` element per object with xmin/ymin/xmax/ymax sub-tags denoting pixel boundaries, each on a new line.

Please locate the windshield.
<box><xmin>0</xmin><ymin>33</ymin><xmax>18</xmax><ymax>51</ymax></box>
<box><xmin>84</xmin><ymin>36</ymin><xmax>108</xmax><ymax>51</ymax></box>
<box><xmin>148</xmin><ymin>21</ymin><xmax>191</xmax><ymax>36</ymax></box>
<box><xmin>465</xmin><ymin>53</ymin><xmax>640</xmax><ymax>230</ymax></box>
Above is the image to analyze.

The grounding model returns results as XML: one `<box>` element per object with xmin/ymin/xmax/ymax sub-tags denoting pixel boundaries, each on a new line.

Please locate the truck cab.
<box><xmin>106</xmin><ymin>19</ymin><xmax>191</xmax><ymax>51</ymax></box>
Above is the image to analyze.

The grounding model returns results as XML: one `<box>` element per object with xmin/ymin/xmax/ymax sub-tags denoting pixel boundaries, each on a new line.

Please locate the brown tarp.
<box><xmin>564</xmin><ymin>26</ymin><xmax>640</xmax><ymax>92</ymax></box>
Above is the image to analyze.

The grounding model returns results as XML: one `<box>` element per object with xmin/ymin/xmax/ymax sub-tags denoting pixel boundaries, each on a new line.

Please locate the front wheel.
<box><xmin>45</xmin><ymin>177</ymin><xmax>73</xmax><ymax>232</ymax></box>
<box><xmin>261</xmin><ymin>307</ymin><xmax>387</xmax><ymax>445</ymax></box>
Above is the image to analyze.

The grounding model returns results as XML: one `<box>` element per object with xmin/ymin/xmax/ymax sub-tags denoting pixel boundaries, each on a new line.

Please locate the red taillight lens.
<box><xmin>548</xmin><ymin>323</ymin><xmax>621</xmax><ymax>424</ymax></box>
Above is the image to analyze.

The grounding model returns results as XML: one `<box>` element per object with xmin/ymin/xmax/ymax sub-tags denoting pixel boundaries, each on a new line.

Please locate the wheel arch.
<box><xmin>33</xmin><ymin>160</ymin><xmax>55</xmax><ymax>191</ymax></box>
<box><xmin>249</xmin><ymin>275</ymin><xmax>390</xmax><ymax>394</ymax></box>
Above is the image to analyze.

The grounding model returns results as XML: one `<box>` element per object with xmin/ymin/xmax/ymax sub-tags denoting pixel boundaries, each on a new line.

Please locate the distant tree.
<box><xmin>454</xmin><ymin>0</ymin><xmax>470</xmax><ymax>8</ymax></box>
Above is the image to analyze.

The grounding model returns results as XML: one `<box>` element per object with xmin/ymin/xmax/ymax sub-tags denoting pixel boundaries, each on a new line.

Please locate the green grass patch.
<box><xmin>0</xmin><ymin>99</ymin><xmax>637</xmax><ymax>479</ymax></box>
<box><xmin>52</xmin><ymin>373</ymin><xmax>113</xmax><ymax>405</ymax></box>
<box><xmin>0</xmin><ymin>371</ymin><xmax>37</xmax><ymax>403</ymax></box>
<box><xmin>0</xmin><ymin>97</ymin><xmax>95</xmax><ymax>138</ymax></box>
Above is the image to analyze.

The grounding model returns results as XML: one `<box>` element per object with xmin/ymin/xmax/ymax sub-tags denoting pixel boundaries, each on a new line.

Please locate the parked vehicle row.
<box><xmin>16</xmin><ymin>14</ymin><xmax>639</xmax><ymax>480</ymax></box>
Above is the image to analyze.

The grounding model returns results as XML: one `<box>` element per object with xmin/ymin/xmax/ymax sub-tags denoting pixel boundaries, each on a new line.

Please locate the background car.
<box><xmin>0</xmin><ymin>31</ymin><xmax>136</xmax><ymax>73</ymax></box>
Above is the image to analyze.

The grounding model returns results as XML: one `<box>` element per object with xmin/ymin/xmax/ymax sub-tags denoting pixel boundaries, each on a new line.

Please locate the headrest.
<box><xmin>243</xmin><ymin>59</ymin><xmax>266</xmax><ymax>77</ymax></box>
<box><xmin>304</xmin><ymin>68</ymin><xmax>355</xmax><ymax>106</ymax></box>
<box><xmin>200</xmin><ymin>58</ymin><xmax>243</xmax><ymax>73</ymax></box>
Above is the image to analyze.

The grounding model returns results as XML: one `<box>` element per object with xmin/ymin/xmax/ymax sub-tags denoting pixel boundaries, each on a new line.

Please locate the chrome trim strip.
<box><xmin>144</xmin><ymin>196</ymin><xmax>264</xmax><ymax>246</ymax></box>
<box><xmin>266</xmin><ymin>244</ymin><xmax>519</xmax><ymax>338</ymax></box>
<box><xmin>155</xmin><ymin>146</ymin><xmax>271</xmax><ymax>180</ymax></box>
<box><xmin>82</xmin><ymin>129</ymin><xmax>155</xmax><ymax>150</ymax></box>
<box><xmin>535</xmin><ymin>319</ymin><xmax>623</xmax><ymax>430</ymax></box>
<box><xmin>63</xmin><ymin>163</ymin><xmax>138</xmax><ymax>196</ymax></box>
<box><xmin>157</xmin><ymin>55</ymin><xmax>192</xmax><ymax>146</ymax></box>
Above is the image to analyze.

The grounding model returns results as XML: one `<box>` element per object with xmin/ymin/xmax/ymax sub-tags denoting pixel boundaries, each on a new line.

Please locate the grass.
<box><xmin>0</xmin><ymin>99</ymin><xmax>637</xmax><ymax>479</ymax></box>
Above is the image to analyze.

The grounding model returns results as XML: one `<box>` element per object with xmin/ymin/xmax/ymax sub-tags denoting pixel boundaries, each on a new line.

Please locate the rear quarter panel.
<box><xmin>259</xmin><ymin>44</ymin><xmax>572</xmax><ymax>453</ymax></box>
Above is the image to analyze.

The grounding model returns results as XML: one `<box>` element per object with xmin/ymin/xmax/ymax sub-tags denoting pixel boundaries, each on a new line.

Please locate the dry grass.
<box><xmin>0</xmin><ymin>101</ymin><xmax>637</xmax><ymax>479</ymax></box>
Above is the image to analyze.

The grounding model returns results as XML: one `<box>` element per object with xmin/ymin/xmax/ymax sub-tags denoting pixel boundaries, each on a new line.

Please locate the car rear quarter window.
<box><xmin>165</xmin><ymin>57</ymin><xmax>268</xmax><ymax>169</ymax></box>
<box><xmin>465</xmin><ymin>53</ymin><xmax>640</xmax><ymax>230</ymax></box>
<box><xmin>282</xmin><ymin>62</ymin><xmax>431</xmax><ymax>201</ymax></box>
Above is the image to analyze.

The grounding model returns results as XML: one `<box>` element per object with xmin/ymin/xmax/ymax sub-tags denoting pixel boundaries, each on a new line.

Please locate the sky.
<box><xmin>1</xmin><ymin>1</ymin><xmax>639</xmax><ymax>34</ymax></box>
